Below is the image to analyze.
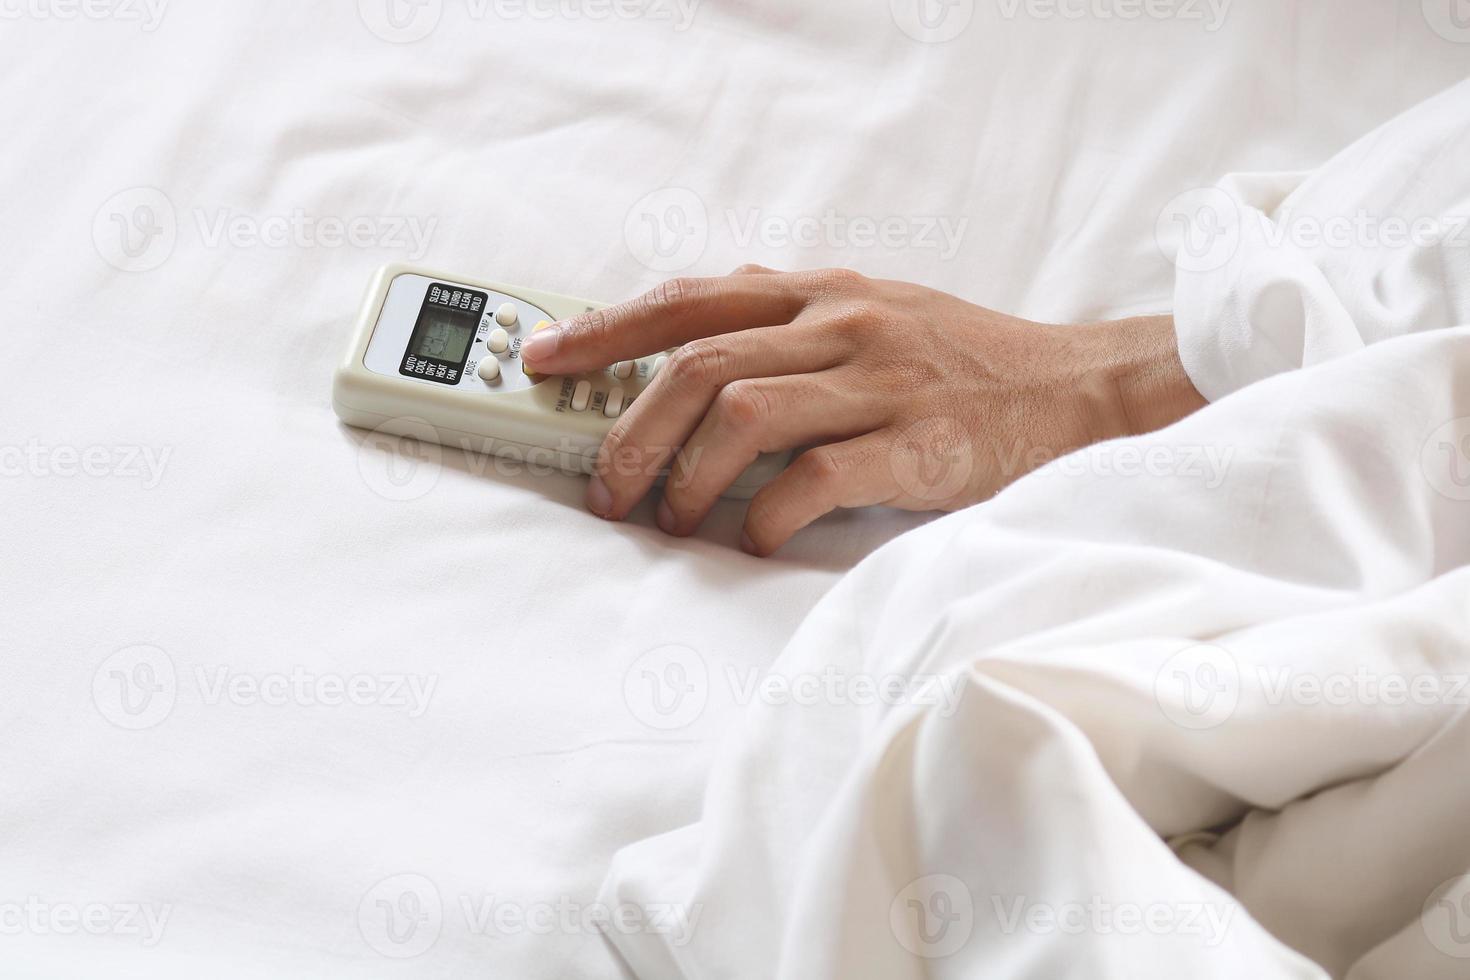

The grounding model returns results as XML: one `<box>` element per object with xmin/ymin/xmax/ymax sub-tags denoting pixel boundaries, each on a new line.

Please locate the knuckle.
<box><xmin>796</xmin><ymin>447</ymin><xmax>846</xmax><ymax>491</ymax></box>
<box><xmin>715</xmin><ymin>380</ymin><xmax>773</xmax><ymax>429</ymax></box>
<box><xmin>666</xmin><ymin>339</ymin><xmax>727</xmax><ymax>387</ymax></box>
<box><xmin>822</xmin><ymin>300</ymin><xmax>886</xmax><ymax>336</ymax></box>
<box><xmin>571</xmin><ymin>308</ymin><xmax>617</xmax><ymax>346</ymax></box>
<box><xmin>645</xmin><ymin>276</ymin><xmax>701</xmax><ymax>315</ymax></box>
<box><xmin>817</xmin><ymin>267</ymin><xmax>866</xmax><ymax>292</ymax></box>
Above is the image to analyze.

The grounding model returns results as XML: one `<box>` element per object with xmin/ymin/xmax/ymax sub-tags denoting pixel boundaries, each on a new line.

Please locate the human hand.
<box><xmin>518</xmin><ymin>267</ymin><xmax>1204</xmax><ymax>556</ymax></box>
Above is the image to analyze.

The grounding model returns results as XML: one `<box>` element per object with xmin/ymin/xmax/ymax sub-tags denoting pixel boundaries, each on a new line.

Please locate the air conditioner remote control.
<box><xmin>332</xmin><ymin>264</ymin><xmax>791</xmax><ymax>499</ymax></box>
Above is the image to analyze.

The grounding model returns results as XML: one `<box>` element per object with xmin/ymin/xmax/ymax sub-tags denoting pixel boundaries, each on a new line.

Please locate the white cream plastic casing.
<box><xmin>332</xmin><ymin>264</ymin><xmax>791</xmax><ymax>499</ymax></box>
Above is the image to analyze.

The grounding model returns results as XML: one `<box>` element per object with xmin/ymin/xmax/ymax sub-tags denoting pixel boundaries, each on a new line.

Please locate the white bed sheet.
<box><xmin>0</xmin><ymin>1</ymin><xmax>1465</xmax><ymax>976</ymax></box>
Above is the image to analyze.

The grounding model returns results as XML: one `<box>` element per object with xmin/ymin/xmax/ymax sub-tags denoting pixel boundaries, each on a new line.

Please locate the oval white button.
<box><xmin>487</xmin><ymin>327</ymin><xmax>510</xmax><ymax>353</ymax></box>
<box><xmin>604</xmin><ymin>388</ymin><xmax>626</xmax><ymax>418</ymax></box>
<box><xmin>477</xmin><ymin>357</ymin><xmax>501</xmax><ymax>382</ymax></box>
<box><xmin>495</xmin><ymin>302</ymin><xmax>518</xmax><ymax>327</ymax></box>
<box><xmin>652</xmin><ymin>355</ymin><xmax>669</xmax><ymax>379</ymax></box>
<box><xmin>612</xmin><ymin>360</ymin><xmax>634</xmax><ymax>380</ymax></box>
<box><xmin>571</xmin><ymin>380</ymin><xmax>592</xmax><ymax>412</ymax></box>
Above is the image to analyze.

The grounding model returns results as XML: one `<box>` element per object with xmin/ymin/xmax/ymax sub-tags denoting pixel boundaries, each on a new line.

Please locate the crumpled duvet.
<box><xmin>597</xmin><ymin>80</ymin><xmax>1470</xmax><ymax>980</ymax></box>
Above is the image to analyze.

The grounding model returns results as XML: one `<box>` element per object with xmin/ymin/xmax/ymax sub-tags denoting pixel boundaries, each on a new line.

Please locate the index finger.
<box><xmin>518</xmin><ymin>274</ymin><xmax>806</xmax><ymax>375</ymax></box>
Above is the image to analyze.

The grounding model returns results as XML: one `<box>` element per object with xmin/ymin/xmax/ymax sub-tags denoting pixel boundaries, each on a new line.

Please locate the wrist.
<box><xmin>1082</xmin><ymin>315</ymin><xmax>1207</xmax><ymax>439</ymax></box>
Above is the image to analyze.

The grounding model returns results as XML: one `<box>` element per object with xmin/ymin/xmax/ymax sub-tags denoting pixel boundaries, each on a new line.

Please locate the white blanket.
<box><xmin>603</xmin><ymin>324</ymin><xmax>1470</xmax><ymax>978</ymax></box>
<box><xmin>600</xmin><ymin>82</ymin><xmax>1470</xmax><ymax>980</ymax></box>
<box><xmin>3</xmin><ymin>1</ymin><xmax>1468</xmax><ymax>976</ymax></box>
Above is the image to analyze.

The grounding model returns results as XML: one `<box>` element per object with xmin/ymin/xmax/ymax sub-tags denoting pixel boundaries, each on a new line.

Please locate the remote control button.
<box><xmin>477</xmin><ymin>357</ymin><xmax>501</xmax><ymax>382</ymax></box>
<box><xmin>495</xmin><ymin>302</ymin><xmax>518</xmax><ymax>327</ymax></box>
<box><xmin>487</xmin><ymin>328</ymin><xmax>510</xmax><ymax>354</ymax></box>
<box><xmin>571</xmin><ymin>380</ymin><xmax>592</xmax><ymax>412</ymax></box>
<box><xmin>612</xmin><ymin>360</ymin><xmax>634</xmax><ymax>380</ymax></box>
<box><xmin>652</xmin><ymin>355</ymin><xmax>669</xmax><ymax>379</ymax></box>
<box><xmin>604</xmin><ymin>388</ymin><xmax>626</xmax><ymax>418</ymax></box>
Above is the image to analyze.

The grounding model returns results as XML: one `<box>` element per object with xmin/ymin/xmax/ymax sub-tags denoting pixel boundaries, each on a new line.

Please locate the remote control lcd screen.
<box><xmin>409</xmin><ymin>308</ymin><xmax>475</xmax><ymax>364</ymax></box>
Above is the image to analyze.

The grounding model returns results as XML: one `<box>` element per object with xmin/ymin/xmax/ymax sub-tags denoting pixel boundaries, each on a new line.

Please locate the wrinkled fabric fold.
<box><xmin>1172</xmin><ymin>79</ymin><xmax>1470</xmax><ymax>401</ymax></box>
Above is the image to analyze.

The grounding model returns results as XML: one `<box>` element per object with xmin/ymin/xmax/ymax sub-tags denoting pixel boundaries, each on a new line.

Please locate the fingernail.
<box><xmin>519</xmin><ymin>325</ymin><xmax>560</xmax><ymax>368</ymax></box>
<box><xmin>656</xmin><ymin>498</ymin><xmax>677</xmax><ymax>534</ymax></box>
<box><xmin>740</xmin><ymin>531</ymin><xmax>758</xmax><ymax>555</ymax></box>
<box><xmin>586</xmin><ymin>475</ymin><xmax>613</xmax><ymax>518</ymax></box>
